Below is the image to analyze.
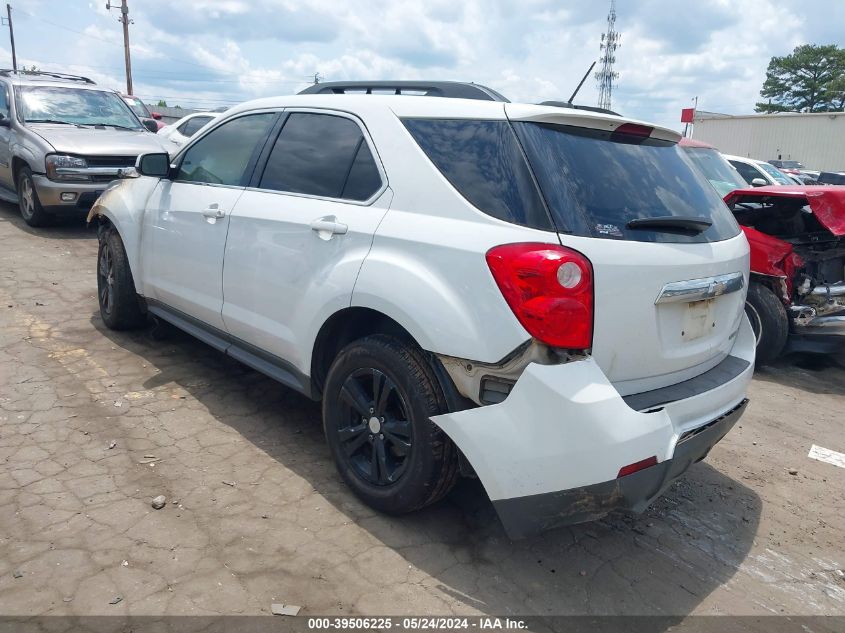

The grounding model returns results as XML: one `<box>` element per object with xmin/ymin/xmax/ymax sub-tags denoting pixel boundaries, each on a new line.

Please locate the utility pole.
<box><xmin>3</xmin><ymin>4</ymin><xmax>17</xmax><ymax>71</ymax></box>
<box><xmin>106</xmin><ymin>0</ymin><xmax>133</xmax><ymax>94</ymax></box>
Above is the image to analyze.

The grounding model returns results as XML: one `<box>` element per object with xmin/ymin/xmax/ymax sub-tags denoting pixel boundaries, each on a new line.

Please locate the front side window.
<box><xmin>730</xmin><ymin>160</ymin><xmax>765</xmax><ymax>185</ymax></box>
<box><xmin>0</xmin><ymin>85</ymin><xmax>9</xmax><ymax>119</ymax></box>
<box><xmin>17</xmin><ymin>87</ymin><xmax>142</xmax><ymax>129</ymax></box>
<box><xmin>259</xmin><ymin>112</ymin><xmax>382</xmax><ymax>201</ymax></box>
<box><xmin>176</xmin><ymin>113</ymin><xmax>275</xmax><ymax>186</ymax></box>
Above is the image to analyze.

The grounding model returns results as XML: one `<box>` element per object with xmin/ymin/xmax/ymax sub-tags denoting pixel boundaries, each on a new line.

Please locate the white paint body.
<box><xmin>92</xmin><ymin>93</ymin><xmax>753</xmax><ymax>505</ymax></box>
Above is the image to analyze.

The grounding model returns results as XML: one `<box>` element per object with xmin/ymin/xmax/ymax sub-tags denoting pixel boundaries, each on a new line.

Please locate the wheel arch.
<box><xmin>11</xmin><ymin>156</ymin><xmax>32</xmax><ymax>190</ymax></box>
<box><xmin>749</xmin><ymin>271</ymin><xmax>790</xmax><ymax>305</ymax></box>
<box><xmin>87</xmin><ymin>178</ymin><xmax>161</xmax><ymax>289</ymax></box>
<box><xmin>310</xmin><ymin>306</ymin><xmax>465</xmax><ymax>411</ymax></box>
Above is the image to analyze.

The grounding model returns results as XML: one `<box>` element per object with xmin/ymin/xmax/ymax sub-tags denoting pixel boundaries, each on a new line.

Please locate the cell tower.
<box><xmin>596</xmin><ymin>0</ymin><xmax>620</xmax><ymax>111</ymax></box>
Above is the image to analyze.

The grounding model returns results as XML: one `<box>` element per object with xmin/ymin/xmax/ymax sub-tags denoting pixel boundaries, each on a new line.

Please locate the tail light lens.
<box><xmin>486</xmin><ymin>243</ymin><xmax>593</xmax><ymax>349</ymax></box>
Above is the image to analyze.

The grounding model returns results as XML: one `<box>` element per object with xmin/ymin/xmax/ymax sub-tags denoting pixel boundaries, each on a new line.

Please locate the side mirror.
<box><xmin>0</xmin><ymin>113</ymin><xmax>9</xmax><ymax>128</ymax></box>
<box><xmin>136</xmin><ymin>153</ymin><xmax>171</xmax><ymax>178</ymax></box>
<box><xmin>751</xmin><ymin>178</ymin><xmax>768</xmax><ymax>187</ymax></box>
<box><xmin>142</xmin><ymin>118</ymin><xmax>159</xmax><ymax>133</ymax></box>
<box><xmin>151</xmin><ymin>111</ymin><xmax>162</xmax><ymax>120</ymax></box>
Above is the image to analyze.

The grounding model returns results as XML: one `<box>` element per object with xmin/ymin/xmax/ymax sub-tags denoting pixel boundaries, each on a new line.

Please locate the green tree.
<box><xmin>827</xmin><ymin>74</ymin><xmax>845</xmax><ymax>111</ymax></box>
<box><xmin>756</xmin><ymin>44</ymin><xmax>845</xmax><ymax>113</ymax></box>
<box><xmin>156</xmin><ymin>99</ymin><xmax>168</xmax><ymax>107</ymax></box>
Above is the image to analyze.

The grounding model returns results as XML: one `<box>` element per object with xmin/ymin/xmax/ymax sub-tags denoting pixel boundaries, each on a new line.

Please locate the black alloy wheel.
<box><xmin>336</xmin><ymin>367</ymin><xmax>413</xmax><ymax>486</ymax></box>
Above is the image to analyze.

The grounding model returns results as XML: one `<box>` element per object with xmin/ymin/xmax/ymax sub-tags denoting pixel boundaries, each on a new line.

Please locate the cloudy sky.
<box><xmin>2</xmin><ymin>0</ymin><xmax>844</xmax><ymax>131</ymax></box>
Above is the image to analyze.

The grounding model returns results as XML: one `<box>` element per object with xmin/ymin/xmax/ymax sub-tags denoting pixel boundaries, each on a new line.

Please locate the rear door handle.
<box><xmin>202</xmin><ymin>205</ymin><xmax>226</xmax><ymax>220</ymax></box>
<box><xmin>310</xmin><ymin>217</ymin><xmax>348</xmax><ymax>236</ymax></box>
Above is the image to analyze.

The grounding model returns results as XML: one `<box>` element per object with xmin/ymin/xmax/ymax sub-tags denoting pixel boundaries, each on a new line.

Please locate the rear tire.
<box><xmin>745</xmin><ymin>282</ymin><xmax>788</xmax><ymax>365</ymax></box>
<box><xmin>17</xmin><ymin>167</ymin><xmax>52</xmax><ymax>227</ymax></box>
<box><xmin>322</xmin><ymin>334</ymin><xmax>459</xmax><ymax>514</ymax></box>
<box><xmin>97</xmin><ymin>229</ymin><xmax>146</xmax><ymax>330</ymax></box>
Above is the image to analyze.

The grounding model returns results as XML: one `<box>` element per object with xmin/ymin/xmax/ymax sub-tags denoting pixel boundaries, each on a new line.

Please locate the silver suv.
<box><xmin>0</xmin><ymin>70</ymin><xmax>168</xmax><ymax>227</ymax></box>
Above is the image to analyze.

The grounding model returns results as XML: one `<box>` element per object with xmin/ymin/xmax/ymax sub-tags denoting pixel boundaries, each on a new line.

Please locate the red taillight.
<box><xmin>617</xmin><ymin>456</ymin><xmax>658</xmax><ymax>478</ymax></box>
<box><xmin>486</xmin><ymin>243</ymin><xmax>593</xmax><ymax>349</ymax></box>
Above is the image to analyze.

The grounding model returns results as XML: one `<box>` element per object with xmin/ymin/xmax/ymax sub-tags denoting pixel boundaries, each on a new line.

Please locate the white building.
<box><xmin>692</xmin><ymin>110</ymin><xmax>845</xmax><ymax>172</ymax></box>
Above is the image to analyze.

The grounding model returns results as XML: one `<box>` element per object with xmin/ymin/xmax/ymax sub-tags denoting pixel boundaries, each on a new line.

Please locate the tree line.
<box><xmin>757</xmin><ymin>44</ymin><xmax>845</xmax><ymax>113</ymax></box>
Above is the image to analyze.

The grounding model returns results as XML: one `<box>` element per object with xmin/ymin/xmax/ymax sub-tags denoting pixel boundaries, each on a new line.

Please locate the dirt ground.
<box><xmin>0</xmin><ymin>201</ymin><xmax>843</xmax><ymax>619</ymax></box>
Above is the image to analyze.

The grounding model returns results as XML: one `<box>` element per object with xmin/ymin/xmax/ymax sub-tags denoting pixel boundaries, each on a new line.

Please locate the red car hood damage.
<box><xmin>723</xmin><ymin>186</ymin><xmax>845</xmax><ymax>297</ymax></box>
<box><xmin>724</xmin><ymin>186</ymin><xmax>845</xmax><ymax>236</ymax></box>
<box><xmin>742</xmin><ymin>226</ymin><xmax>802</xmax><ymax>289</ymax></box>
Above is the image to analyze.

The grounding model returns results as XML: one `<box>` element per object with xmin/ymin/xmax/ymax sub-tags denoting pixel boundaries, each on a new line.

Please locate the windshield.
<box><xmin>683</xmin><ymin>147</ymin><xmax>747</xmax><ymax>197</ymax></box>
<box><xmin>123</xmin><ymin>96</ymin><xmax>150</xmax><ymax>118</ymax></box>
<box><xmin>514</xmin><ymin>122</ymin><xmax>740</xmax><ymax>243</ymax></box>
<box><xmin>757</xmin><ymin>162</ymin><xmax>793</xmax><ymax>185</ymax></box>
<box><xmin>17</xmin><ymin>86</ymin><xmax>143</xmax><ymax>129</ymax></box>
<box><xmin>778</xmin><ymin>160</ymin><xmax>803</xmax><ymax>169</ymax></box>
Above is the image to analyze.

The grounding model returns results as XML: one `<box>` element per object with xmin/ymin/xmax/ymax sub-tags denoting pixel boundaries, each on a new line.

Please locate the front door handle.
<box><xmin>202</xmin><ymin>204</ymin><xmax>226</xmax><ymax>220</ymax></box>
<box><xmin>310</xmin><ymin>216</ymin><xmax>348</xmax><ymax>238</ymax></box>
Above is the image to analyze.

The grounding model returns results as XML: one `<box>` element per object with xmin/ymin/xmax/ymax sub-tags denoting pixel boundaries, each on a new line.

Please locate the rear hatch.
<box><xmin>506</xmin><ymin>105</ymin><xmax>748</xmax><ymax>394</ymax></box>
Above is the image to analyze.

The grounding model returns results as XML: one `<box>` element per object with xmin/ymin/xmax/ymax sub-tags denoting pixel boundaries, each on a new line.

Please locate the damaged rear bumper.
<box><xmin>492</xmin><ymin>399</ymin><xmax>746</xmax><ymax>539</ymax></box>
<box><xmin>787</xmin><ymin>309</ymin><xmax>845</xmax><ymax>354</ymax></box>
<box><xmin>432</xmin><ymin>314</ymin><xmax>755</xmax><ymax>540</ymax></box>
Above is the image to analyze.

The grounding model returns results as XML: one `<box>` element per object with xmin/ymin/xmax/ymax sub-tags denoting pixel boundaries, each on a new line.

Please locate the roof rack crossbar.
<box><xmin>299</xmin><ymin>81</ymin><xmax>509</xmax><ymax>102</ymax></box>
<box><xmin>0</xmin><ymin>69</ymin><xmax>96</xmax><ymax>85</ymax></box>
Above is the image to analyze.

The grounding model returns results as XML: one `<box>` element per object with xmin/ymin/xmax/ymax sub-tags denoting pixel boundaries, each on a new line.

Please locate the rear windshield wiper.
<box><xmin>626</xmin><ymin>216</ymin><xmax>713</xmax><ymax>234</ymax></box>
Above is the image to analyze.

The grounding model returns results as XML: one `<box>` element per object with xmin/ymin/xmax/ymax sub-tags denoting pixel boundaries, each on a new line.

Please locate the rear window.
<box><xmin>404</xmin><ymin>118</ymin><xmax>740</xmax><ymax>243</ymax></box>
<box><xmin>514</xmin><ymin>123</ymin><xmax>741</xmax><ymax>243</ymax></box>
<box><xmin>682</xmin><ymin>147</ymin><xmax>747</xmax><ymax>198</ymax></box>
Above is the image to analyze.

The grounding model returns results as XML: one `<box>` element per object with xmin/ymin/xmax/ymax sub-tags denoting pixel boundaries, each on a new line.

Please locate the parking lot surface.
<box><xmin>0</xmin><ymin>201</ymin><xmax>843</xmax><ymax>618</ymax></box>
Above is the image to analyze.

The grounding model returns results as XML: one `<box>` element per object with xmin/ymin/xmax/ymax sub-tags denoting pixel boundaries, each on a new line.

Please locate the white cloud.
<box><xmin>4</xmin><ymin>0</ymin><xmax>843</xmax><ymax>127</ymax></box>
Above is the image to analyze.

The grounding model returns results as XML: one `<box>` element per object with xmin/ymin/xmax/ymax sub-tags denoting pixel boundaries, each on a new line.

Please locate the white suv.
<box><xmin>91</xmin><ymin>81</ymin><xmax>754</xmax><ymax>539</ymax></box>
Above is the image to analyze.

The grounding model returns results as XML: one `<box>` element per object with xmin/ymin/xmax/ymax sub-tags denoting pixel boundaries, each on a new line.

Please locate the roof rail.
<box><xmin>299</xmin><ymin>80</ymin><xmax>509</xmax><ymax>102</ymax></box>
<box><xmin>0</xmin><ymin>69</ymin><xmax>96</xmax><ymax>85</ymax></box>
<box><xmin>539</xmin><ymin>101</ymin><xmax>620</xmax><ymax>117</ymax></box>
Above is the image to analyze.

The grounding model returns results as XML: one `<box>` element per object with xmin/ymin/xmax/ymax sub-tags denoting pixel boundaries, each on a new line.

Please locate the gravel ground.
<box><xmin>0</xmin><ymin>202</ymin><xmax>843</xmax><ymax>619</ymax></box>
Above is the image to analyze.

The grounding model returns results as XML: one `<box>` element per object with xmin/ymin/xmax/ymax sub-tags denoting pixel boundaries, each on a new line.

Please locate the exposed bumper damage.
<box><xmin>432</xmin><ymin>314</ymin><xmax>755</xmax><ymax>540</ymax></box>
<box><xmin>494</xmin><ymin>399</ymin><xmax>747</xmax><ymax>539</ymax></box>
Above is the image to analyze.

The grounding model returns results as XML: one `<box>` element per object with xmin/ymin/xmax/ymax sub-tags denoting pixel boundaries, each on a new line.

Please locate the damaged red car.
<box><xmin>723</xmin><ymin>186</ymin><xmax>845</xmax><ymax>363</ymax></box>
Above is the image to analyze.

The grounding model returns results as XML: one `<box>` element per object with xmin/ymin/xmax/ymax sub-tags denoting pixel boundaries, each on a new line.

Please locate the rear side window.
<box><xmin>259</xmin><ymin>112</ymin><xmax>382</xmax><ymax>201</ymax></box>
<box><xmin>403</xmin><ymin>119</ymin><xmax>552</xmax><ymax>230</ymax></box>
<box><xmin>515</xmin><ymin>123</ymin><xmax>741</xmax><ymax>243</ymax></box>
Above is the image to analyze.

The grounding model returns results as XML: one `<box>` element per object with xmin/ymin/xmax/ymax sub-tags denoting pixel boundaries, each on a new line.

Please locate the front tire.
<box><xmin>745</xmin><ymin>282</ymin><xmax>788</xmax><ymax>365</ymax></box>
<box><xmin>323</xmin><ymin>335</ymin><xmax>459</xmax><ymax>514</ymax></box>
<box><xmin>97</xmin><ymin>229</ymin><xmax>146</xmax><ymax>330</ymax></box>
<box><xmin>17</xmin><ymin>167</ymin><xmax>52</xmax><ymax>227</ymax></box>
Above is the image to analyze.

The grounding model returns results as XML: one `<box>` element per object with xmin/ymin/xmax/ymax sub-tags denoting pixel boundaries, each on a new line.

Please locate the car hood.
<box><xmin>29</xmin><ymin>125</ymin><xmax>168</xmax><ymax>156</ymax></box>
<box><xmin>724</xmin><ymin>185</ymin><xmax>845</xmax><ymax>236</ymax></box>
